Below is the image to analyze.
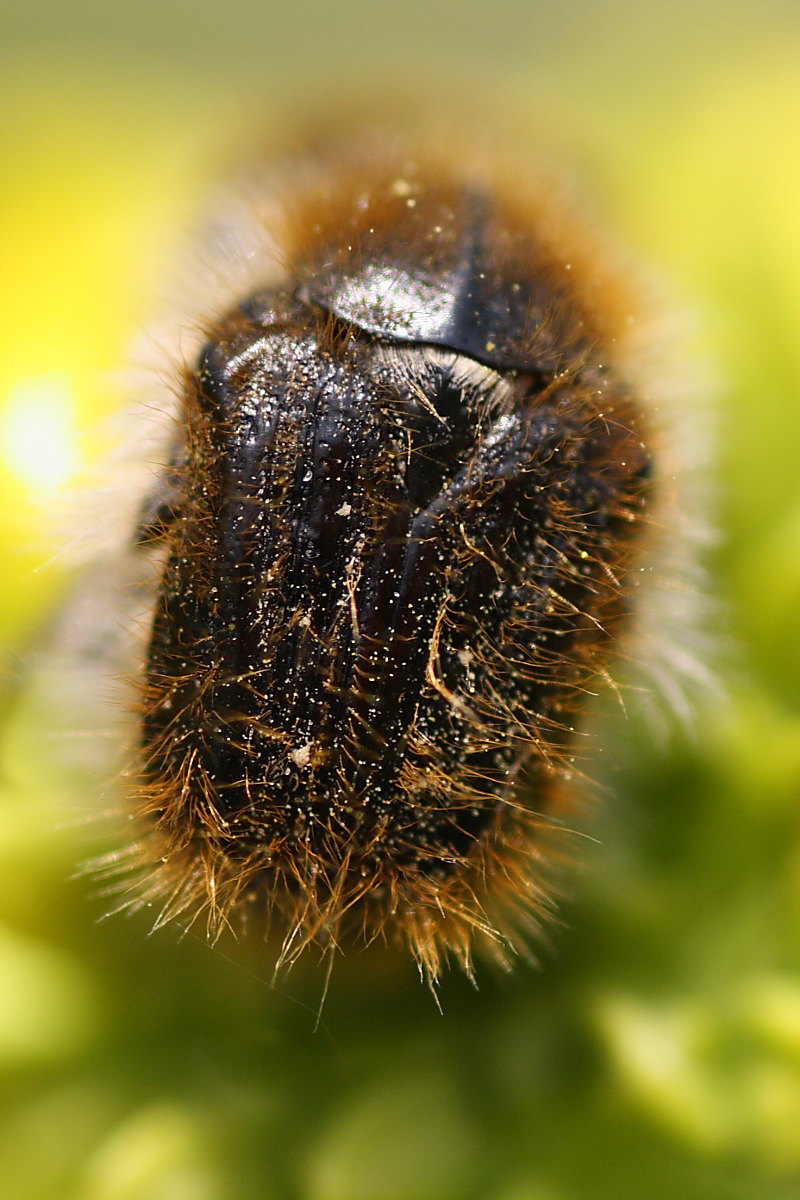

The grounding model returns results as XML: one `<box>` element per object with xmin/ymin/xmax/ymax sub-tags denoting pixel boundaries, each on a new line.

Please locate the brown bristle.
<box><xmin>107</xmin><ymin>127</ymin><xmax>665</xmax><ymax>986</ymax></box>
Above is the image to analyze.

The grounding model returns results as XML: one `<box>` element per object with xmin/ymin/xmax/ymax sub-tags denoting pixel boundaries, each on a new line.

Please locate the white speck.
<box><xmin>335</xmin><ymin>501</ymin><xmax>352</xmax><ymax>516</ymax></box>
<box><xmin>290</xmin><ymin>743</ymin><xmax>313</xmax><ymax>768</ymax></box>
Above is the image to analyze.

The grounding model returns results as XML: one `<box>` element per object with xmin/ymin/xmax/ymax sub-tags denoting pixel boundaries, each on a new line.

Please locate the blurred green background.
<box><xmin>2</xmin><ymin>1</ymin><xmax>800</xmax><ymax>1197</ymax></box>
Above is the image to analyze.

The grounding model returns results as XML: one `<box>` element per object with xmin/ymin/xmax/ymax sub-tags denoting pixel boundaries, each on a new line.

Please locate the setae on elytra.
<box><xmin>97</xmin><ymin>125</ymin><xmax>705</xmax><ymax>986</ymax></box>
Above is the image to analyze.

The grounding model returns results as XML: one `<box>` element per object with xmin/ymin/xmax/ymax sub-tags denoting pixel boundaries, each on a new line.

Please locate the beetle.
<box><xmin>121</xmin><ymin>131</ymin><xmax>658</xmax><ymax>983</ymax></box>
